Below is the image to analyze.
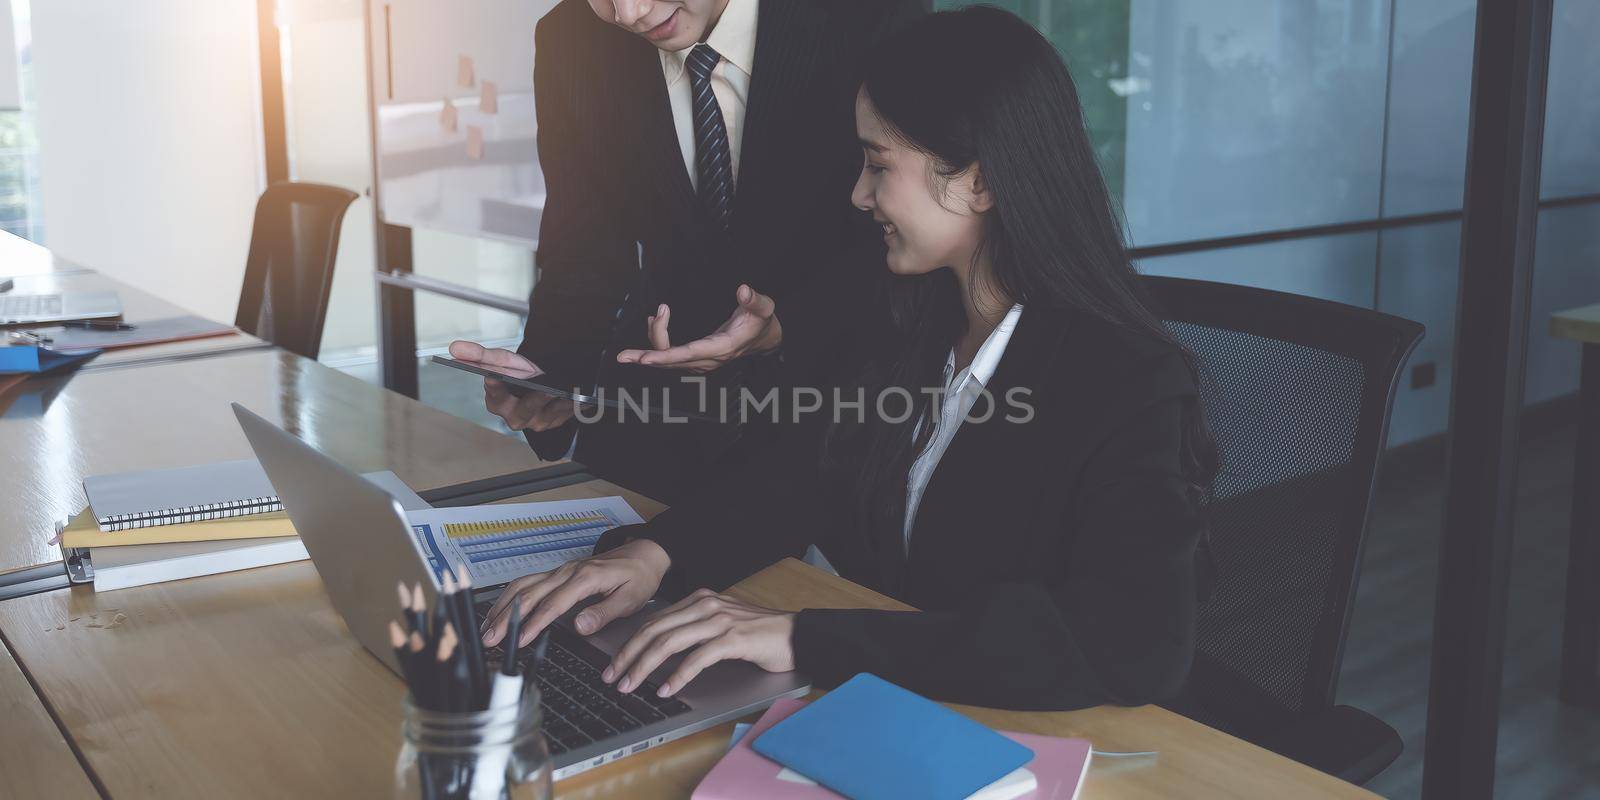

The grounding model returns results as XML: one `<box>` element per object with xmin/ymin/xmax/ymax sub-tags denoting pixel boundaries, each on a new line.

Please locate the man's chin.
<box><xmin>648</xmin><ymin>33</ymin><xmax>701</xmax><ymax>52</ymax></box>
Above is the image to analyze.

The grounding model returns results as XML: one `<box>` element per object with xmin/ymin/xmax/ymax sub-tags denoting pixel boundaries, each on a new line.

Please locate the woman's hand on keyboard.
<box><xmin>601</xmin><ymin>588</ymin><xmax>797</xmax><ymax>698</ymax></box>
<box><xmin>479</xmin><ymin>539</ymin><xmax>672</xmax><ymax>648</ymax></box>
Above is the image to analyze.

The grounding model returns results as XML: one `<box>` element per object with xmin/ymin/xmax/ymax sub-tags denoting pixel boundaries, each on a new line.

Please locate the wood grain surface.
<box><xmin>0</xmin><ymin>348</ymin><xmax>547</xmax><ymax>574</ymax></box>
<box><xmin>0</xmin><ymin>547</ymin><xmax>1374</xmax><ymax>799</ymax></box>
<box><xmin>0</xmin><ymin>640</ymin><xmax>99</xmax><ymax>800</ymax></box>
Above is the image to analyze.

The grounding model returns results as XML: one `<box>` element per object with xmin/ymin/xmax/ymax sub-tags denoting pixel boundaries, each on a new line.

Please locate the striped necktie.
<box><xmin>686</xmin><ymin>43</ymin><xmax>734</xmax><ymax>229</ymax></box>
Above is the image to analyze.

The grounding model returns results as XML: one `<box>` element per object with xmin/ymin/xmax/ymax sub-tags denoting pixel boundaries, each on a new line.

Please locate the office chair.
<box><xmin>1145</xmin><ymin>276</ymin><xmax>1423</xmax><ymax>785</ymax></box>
<box><xmin>234</xmin><ymin>182</ymin><xmax>360</xmax><ymax>360</ymax></box>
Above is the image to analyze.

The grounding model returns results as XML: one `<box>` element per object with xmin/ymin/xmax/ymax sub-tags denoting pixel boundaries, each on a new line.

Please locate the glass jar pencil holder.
<box><xmin>394</xmin><ymin>688</ymin><xmax>551</xmax><ymax>800</ymax></box>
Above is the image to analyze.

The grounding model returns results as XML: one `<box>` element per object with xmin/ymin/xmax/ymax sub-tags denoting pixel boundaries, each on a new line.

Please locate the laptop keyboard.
<box><xmin>0</xmin><ymin>294</ymin><xmax>63</xmax><ymax>320</ymax></box>
<box><xmin>477</xmin><ymin>601</ymin><xmax>693</xmax><ymax>756</ymax></box>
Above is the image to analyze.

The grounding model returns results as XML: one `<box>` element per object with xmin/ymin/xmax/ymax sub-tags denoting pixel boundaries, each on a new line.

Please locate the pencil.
<box><xmin>389</xmin><ymin>619</ymin><xmax>414</xmax><ymax>688</ymax></box>
<box><xmin>434</xmin><ymin>624</ymin><xmax>463</xmax><ymax>798</ymax></box>
<box><xmin>408</xmin><ymin>630</ymin><xmax>435</xmax><ymax>710</ymax></box>
<box><xmin>398</xmin><ymin>581</ymin><xmax>422</xmax><ymax>635</ymax></box>
<box><xmin>454</xmin><ymin>565</ymin><xmax>489</xmax><ymax>709</ymax></box>
<box><xmin>409</xmin><ymin>581</ymin><xmax>428</xmax><ymax>636</ymax></box>
<box><xmin>439</xmin><ymin>570</ymin><xmax>478</xmax><ymax>708</ymax></box>
<box><xmin>501</xmin><ymin>596</ymin><xmax>523</xmax><ymax>677</ymax></box>
<box><xmin>427</xmin><ymin>594</ymin><xmax>450</xmax><ymax>650</ymax></box>
<box><xmin>436</xmin><ymin>622</ymin><xmax>461</xmax><ymax>712</ymax></box>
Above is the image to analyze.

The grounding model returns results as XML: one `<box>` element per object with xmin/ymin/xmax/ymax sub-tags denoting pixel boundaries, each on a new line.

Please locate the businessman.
<box><xmin>452</xmin><ymin>0</ymin><xmax>921</xmax><ymax>503</ymax></box>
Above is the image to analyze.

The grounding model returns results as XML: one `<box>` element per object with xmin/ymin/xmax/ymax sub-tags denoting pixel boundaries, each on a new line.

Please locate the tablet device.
<box><xmin>430</xmin><ymin>355</ymin><xmax>719</xmax><ymax>422</ymax></box>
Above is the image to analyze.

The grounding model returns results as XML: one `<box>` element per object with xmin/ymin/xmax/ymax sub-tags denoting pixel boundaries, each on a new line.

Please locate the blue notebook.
<box><xmin>751</xmin><ymin>674</ymin><xmax>1035</xmax><ymax>800</ymax></box>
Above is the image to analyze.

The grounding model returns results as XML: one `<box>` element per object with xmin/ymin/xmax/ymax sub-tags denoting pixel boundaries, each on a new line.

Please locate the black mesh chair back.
<box><xmin>234</xmin><ymin>182</ymin><xmax>360</xmax><ymax>360</ymax></box>
<box><xmin>1145</xmin><ymin>276</ymin><xmax>1422</xmax><ymax>781</ymax></box>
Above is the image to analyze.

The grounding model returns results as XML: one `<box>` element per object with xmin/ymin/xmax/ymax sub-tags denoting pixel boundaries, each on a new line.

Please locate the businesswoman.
<box><xmin>482</xmin><ymin>6</ymin><xmax>1217</xmax><ymax>711</ymax></box>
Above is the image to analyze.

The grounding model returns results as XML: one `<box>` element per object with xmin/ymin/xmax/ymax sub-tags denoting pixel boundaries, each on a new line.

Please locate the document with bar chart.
<box><xmin>404</xmin><ymin>497</ymin><xmax>645</xmax><ymax>587</ymax></box>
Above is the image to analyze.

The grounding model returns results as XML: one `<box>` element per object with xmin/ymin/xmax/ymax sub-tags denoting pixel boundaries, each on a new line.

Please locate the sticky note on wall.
<box><xmin>440</xmin><ymin>99</ymin><xmax>458</xmax><ymax>133</ymax></box>
<box><xmin>466</xmin><ymin>125</ymin><xmax>485</xmax><ymax>160</ymax></box>
<box><xmin>458</xmin><ymin>55</ymin><xmax>475</xmax><ymax>88</ymax></box>
<box><xmin>480</xmin><ymin>80</ymin><xmax>498</xmax><ymax>114</ymax></box>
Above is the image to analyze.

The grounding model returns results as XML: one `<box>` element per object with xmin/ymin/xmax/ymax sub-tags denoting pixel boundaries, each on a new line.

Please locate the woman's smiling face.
<box><xmin>850</xmin><ymin>90</ymin><xmax>992</xmax><ymax>277</ymax></box>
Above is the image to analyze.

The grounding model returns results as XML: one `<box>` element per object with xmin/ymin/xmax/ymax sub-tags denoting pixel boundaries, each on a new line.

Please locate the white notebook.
<box><xmin>90</xmin><ymin>537</ymin><xmax>309</xmax><ymax>592</ymax></box>
<box><xmin>84</xmin><ymin>458</ymin><xmax>281</xmax><ymax>531</ymax></box>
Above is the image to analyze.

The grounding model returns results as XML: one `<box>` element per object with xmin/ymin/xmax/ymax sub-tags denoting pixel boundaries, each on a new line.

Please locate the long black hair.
<box><xmin>825</xmin><ymin>6</ymin><xmax>1217</xmax><ymax>539</ymax></box>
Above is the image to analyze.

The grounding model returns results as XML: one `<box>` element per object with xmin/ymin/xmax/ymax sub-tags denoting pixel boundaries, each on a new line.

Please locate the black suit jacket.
<box><xmin>601</xmin><ymin>303</ymin><xmax>1209</xmax><ymax>711</ymax></box>
<box><xmin>521</xmin><ymin>0</ymin><xmax>921</xmax><ymax>501</ymax></box>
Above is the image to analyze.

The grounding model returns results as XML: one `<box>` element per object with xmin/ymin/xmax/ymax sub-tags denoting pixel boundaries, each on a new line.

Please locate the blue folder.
<box><xmin>0</xmin><ymin>343</ymin><xmax>100</xmax><ymax>374</ymax></box>
<box><xmin>751</xmin><ymin>673</ymin><xmax>1035</xmax><ymax>800</ymax></box>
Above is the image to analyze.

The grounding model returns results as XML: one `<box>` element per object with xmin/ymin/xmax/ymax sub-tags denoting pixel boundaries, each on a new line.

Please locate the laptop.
<box><xmin>0</xmin><ymin>291</ymin><xmax>122</xmax><ymax>324</ymax></box>
<box><xmin>232</xmin><ymin>403</ymin><xmax>810</xmax><ymax>780</ymax></box>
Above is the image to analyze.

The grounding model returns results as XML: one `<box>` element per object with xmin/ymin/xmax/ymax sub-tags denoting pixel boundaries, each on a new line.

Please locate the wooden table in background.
<box><xmin>2</xmin><ymin>269</ymin><xmax>269</xmax><ymax>371</ymax></box>
<box><xmin>1553</xmin><ymin>304</ymin><xmax>1600</xmax><ymax>708</ymax></box>
<box><xmin>0</xmin><ymin>518</ymin><xmax>1375</xmax><ymax>799</ymax></box>
<box><xmin>0</xmin><ymin>347</ymin><xmax>548</xmax><ymax>576</ymax></box>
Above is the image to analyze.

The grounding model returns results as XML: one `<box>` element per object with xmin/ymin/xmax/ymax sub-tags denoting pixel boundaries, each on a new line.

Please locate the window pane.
<box><xmin>933</xmin><ymin>0</ymin><xmax>1132</xmax><ymax>199</ymax></box>
<box><xmin>1376</xmin><ymin>221</ymin><xmax>1459</xmax><ymax>445</ymax></box>
<box><xmin>1526</xmin><ymin>204</ymin><xmax>1600</xmax><ymax>404</ymax></box>
<box><xmin>1137</xmin><ymin>231</ymin><xmax>1378</xmax><ymax>308</ymax></box>
<box><xmin>1539</xmin><ymin>0</ymin><xmax>1600</xmax><ymax>199</ymax></box>
<box><xmin>1122</xmin><ymin>0</ymin><xmax>1390</xmax><ymax>245</ymax></box>
<box><xmin>1381</xmin><ymin>0</ymin><xmax>1474</xmax><ymax>217</ymax></box>
<box><xmin>281</xmin><ymin>4</ymin><xmax>382</xmax><ymax>366</ymax></box>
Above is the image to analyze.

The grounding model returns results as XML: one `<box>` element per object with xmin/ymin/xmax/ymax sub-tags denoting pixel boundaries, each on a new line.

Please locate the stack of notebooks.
<box><xmin>694</xmin><ymin>674</ymin><xmax>1094</xmax><ymax>800</ymax></box>
<box><xmin>64</xmin><ymin>459</ymin><xmax>305</xmax><ymax>592</ymax></box>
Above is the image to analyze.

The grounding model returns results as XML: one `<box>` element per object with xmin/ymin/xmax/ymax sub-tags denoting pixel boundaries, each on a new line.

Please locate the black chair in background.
<box><xmin>1145</xmin><ymin>276</ymin><xmax>1424</xmax><ymax>785</ymax></box>
<box><xmin>234</xmin><ymin>182</ymin><xmax>360</xmax><ymax>360</ymax></box>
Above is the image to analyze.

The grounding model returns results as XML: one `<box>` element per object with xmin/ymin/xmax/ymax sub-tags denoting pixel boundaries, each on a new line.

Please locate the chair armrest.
<box><xmin>1270</xmin><ymin>704</ymin><xmax>1403</xmax><ymax>785</ymax></box>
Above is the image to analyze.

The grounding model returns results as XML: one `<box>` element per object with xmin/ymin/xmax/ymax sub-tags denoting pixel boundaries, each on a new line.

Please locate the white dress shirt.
<box><xmin>659</xmin><ymin>0</ymin><xmax>758</xmax><ymax>190</ymax></box>
<box><xmin>903</xmin><ymin>304</ymin><xmax>1025</xmax><ymax>549</ymax></box>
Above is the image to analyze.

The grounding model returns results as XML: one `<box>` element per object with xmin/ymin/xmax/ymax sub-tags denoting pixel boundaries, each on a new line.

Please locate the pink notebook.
<box><xmin>693</xmin><ymin>698</ymin><xmax>1092</xmax><ymax>800</ymax></box>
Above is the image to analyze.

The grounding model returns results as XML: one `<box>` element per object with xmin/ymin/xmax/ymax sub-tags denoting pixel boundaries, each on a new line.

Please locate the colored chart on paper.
<box><xmin>406</xmin><ymin>497</ymin><xmax>645</xmax><ymax>588</ymax></box>
<box><xmin>445</xmin><ymin>511</ymin><xmax>616</xmax><ymax>566</ymax></box>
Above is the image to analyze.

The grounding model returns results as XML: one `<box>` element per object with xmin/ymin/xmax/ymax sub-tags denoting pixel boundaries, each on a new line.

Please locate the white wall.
<box><xmin>30</xmin><ymin>0</ymin><xmax>264</xmax><ymax>322</ymax></box>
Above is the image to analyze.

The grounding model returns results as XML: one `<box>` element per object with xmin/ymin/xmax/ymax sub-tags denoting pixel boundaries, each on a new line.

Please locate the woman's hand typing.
<box><xmin>602</xmin><ymin>588</ymin><xmax>797</xmax><ymax>698</ymax></box>
<box><xmin>479</xmin><ymin>538</ymin><xmax>671</xmax><ymax>648</ymax></box>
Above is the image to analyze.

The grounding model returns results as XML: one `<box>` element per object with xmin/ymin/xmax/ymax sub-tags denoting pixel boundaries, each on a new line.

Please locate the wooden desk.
<box><xmin>1553</xmin><ymin>304</ymin><xmax>1600</xmax><ymax>708</ymax></box>
<box><xmin>0</xmin><ymin>640</ymin><xmax>98</xmax><ymax>799</ymax></box>
<box><xmin>0</xmin><ymin>488</ymin><xmax>1374</xmax><ymax>800</ymax></box>
<box><xmin>0</xmin><ymin>347</ymin><xmax>547</xmax><ymax>576</ymax></box>
<box><xmin>2</xmin><ymin>270</ymin><xmax>268</xmax><ymax>370</ymax></box>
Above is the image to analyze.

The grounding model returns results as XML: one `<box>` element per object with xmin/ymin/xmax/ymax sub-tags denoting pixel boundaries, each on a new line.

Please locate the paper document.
<box><xmin>405</xmin><ymin>497</ymin><xmax>643</xmax><ymax>587</ymax></box>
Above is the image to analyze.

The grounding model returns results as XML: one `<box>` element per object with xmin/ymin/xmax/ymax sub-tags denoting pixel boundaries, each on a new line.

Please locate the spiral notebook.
<box><xmin>84</xmin><ymin>458</ymin><xmax>282</xmax><ymax>532</ymax></box>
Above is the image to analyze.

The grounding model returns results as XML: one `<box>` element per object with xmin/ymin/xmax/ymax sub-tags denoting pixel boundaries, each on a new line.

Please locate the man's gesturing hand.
<box><xmin>614</xmin><ymin>284</ymin><xmax>783</xmax><ymax>374</ymax></box>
